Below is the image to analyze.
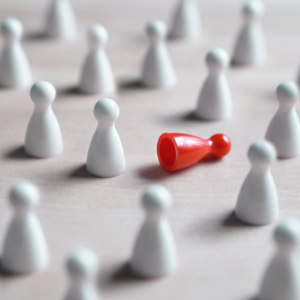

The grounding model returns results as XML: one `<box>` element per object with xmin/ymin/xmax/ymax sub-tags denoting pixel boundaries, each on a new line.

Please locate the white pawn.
<box><xmin>259</xmin><ymin>218</ymin><xmax>300</xmax><ymax>300</ymax></box>
<box><xmin>63</xmin><ymin>248</ymin><xmax>99</xmax><ymax>300</ymax></box>
<box><xmin>141</xmin><ymin>20</ymin><xmax>177</xmax><ymax>88</ymax></box>
<box><xmin>130</xmin><ymin>185</ymin><xmax>177</xmax><ymax>277</ymax></box>
<box><xmin>231</xmin><ymin>0</ymin><xmax>266</xmax><ymax>65</ymax></box>
<box><xmin>0</xmin><ymin>18</ymin><xmax>32</xmax><ymax>88</ymax></box>
<box><xmin>195</xmin><ymin>48</ymin><xmax>232</xmax><ymax>121</ymax></box>
<box><xmin>25</xmin><ymin>81</ymin><xmax>63</xmax><ymax>158</ymax></box>
<box><xmin>45</xmin><ymin>0</ymin><xmax>77</xmax><ymax>40</ymax></box>
<box><xmin>79</xmin><ymin>25</ymin><xmax>115</xmax><ymax>95</ymax></box>
<box><xmin>1</xmin><ymin>183</ymin><xmax>48</xmax><ymax>274</ymax></box>
<box><xmin>169</xmin><ymin>0</ymin><xmax>202</xmax><ymax>41</ymax></box>
<box><xmin>266</xmin><ymin>82</ymin><xmax>300</xmax><ymax>159</ymax></box>
<box><xmin>235</xmin><ymin>140</ymin><xmax>278</xmax><ymax>225</ymax></box>
<box><xmin>86</xmin><ymin>98</ymin><xmax>125</xmax><ymax>177</ymax></box>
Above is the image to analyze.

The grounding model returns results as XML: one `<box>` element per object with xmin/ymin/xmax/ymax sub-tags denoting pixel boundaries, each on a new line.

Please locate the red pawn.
<box><xmin>157</xmin><ymin>133</ymin><xmax>231</xmax><ymax>172</ymax></box>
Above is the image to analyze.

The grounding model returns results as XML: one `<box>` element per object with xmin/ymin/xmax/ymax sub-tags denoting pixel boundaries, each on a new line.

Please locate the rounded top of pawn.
<box><xmin>1</xmin><ymin>18</ymin><xmax>23</xmax><ymax>39</ymax></box>
<box><xmin>276</xmin><ymin>81</ymin><xmax>299</xmax><ymax>106</ymax></box>
<box><xmin>30</xmin><ymin>81</ymin><xmax>56</xmax><ymax>105</ymax></box>
<box><xmin>87</xmin><ymin>24</ymin><xmax>108</xmax><ymax>46</ymax></box>
<box><xmin>248</xmin><ymin>140</ymin><xmax>276</xmax><ymax>166</ymax></box>
<box><xmin>243</xmin><ymin>0</ymin><xmax>265</xmax><ymax>18</ymax></box>
<box><xmin>274</xmin><ymin>218</ymin><xmax>300</xmax><ymax>248</ymax></box>
<box><xmin>9</xmin><ymin>182</ymin><xmax>40</xmax><ymax>208</ymax></box>
<box><xmin>93</xmin><ymin>98</ymin><xmax>119</xmax><ymax>123</ymax></box>
<box><xmin>146</xmin><ymin>20</ymin><xmax>167</xmax><ymax>39</ymax></box>
<box><xmin>205</xmin><ymin>48</ymin><xmax>229</xmax><ymax>72</ymax></box>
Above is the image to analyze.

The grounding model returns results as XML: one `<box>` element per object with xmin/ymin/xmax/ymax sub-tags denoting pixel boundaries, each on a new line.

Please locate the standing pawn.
<box><xmin>63</xmin><ymin>248</ymin><xmax>99</xmax><ymax>300</ymax></box>
<box><xmin>259</xmin><ymin>218</ymin><xmax>300</xmax><ymax>300</ymax></box>
<box><xmin>0</xmin><ymin>18</ymin><xmax>32</xmax><ymax>88</ymax></box>
<box><xmin>235</xmin><ymin>140</ymin><xmax>278</xmax><ymax>225</ymax></box>
<box><xmin>195</xmin><ymin>48</ymin><xmax>232</xmax><ymax>121</ymax></box>
<box><xmin>86</xmin><ymin>98</ymin><xmax>125</xmax><ymax>177</ymax></box>
<box><xmin>25</xmin><ymin>81</ymin><xmax>63</xmax><ymax>158</ymax></box>
<box><xmin>141</xmin><ymin>20</ymin><xmax>177</xmax><ymax>89</ymax></box>
<box><xmin>130</xmin><ymin>185</ymin><xmax>177</xmax><ymax>278</ymax></box>
<box><xmin>1</xmin><ymin>183</ymin><xmax>48</xmax><ymax>274</ymax></box>
<box><xmin>265</xmin><ymin>82</ymin><xmax>300</xmax><ymax>158</ymax></box>
<box><xmin>79</xmin><ymin>24</ymin><xmax>115</xmax><ymax>95</ymax></box>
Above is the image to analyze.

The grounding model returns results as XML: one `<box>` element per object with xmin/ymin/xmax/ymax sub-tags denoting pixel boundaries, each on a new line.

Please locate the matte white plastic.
<box><xmin>130</xmin><ymin>185</ymin><xmax>177</xmax><ymax>278</ymax></box>
<box><xmin>24</xmin><ymin>81</ymin><xmax>63</xmax><ymax>158</ymax></box>
<box><xmin>142</xmin><ymin>20</ymin><xmax>177</xmax><ymax>88</ymax></box>
<box><xmin>195</xmin><ymin>48</ymin><xmax>232</xmax><ymax>121</ymax></box>
<box><xmin>79</xmin><ymin>24</ymin><xmax>115</xmax><ymax>95</ymax></box>
<box><xmin>1</xmin><ymin>182</ymin><xmax>48</xmax><ymax>274</ymax></box>
<box><xmin>0</xmin><ymin>18</ymin><xmax>32</xmax><ymax>88</ymax></box>
<box><xmin>86</xmin><ymin>98</ymin><xmax>125</xmax><ymax>177</ymax></box>
<box><xmin>265</xmin><ymin>81</ymin><xmax>300</xmax><ymax>158</ymax></box>
<box><xmin>235</xmin><ymin>140</ymin><xmax>278</xmax><ymax>225</ymax></box>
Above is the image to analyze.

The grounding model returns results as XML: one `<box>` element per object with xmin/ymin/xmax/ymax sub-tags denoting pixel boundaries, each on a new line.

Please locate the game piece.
<box><xmin>195</xmin><ymin>48</ymin><xmax>232</xmax><ymax>120</ymax></box>
<box><xmin>24</xmin><ymin>81</ymin><xmax>63</xmax><ymax>158</ymax></box>
<box><xmin>265</xmin><ymin>81</ymin><xmax>300</xmax><ymax>158</ymax></box>
<box><xmin>235</xmin><ymin>140</ymin><xmax>278</xmax><ymax>225</ymax></box>
<box><xmin>45</xmin><ymin>0</ymin><xmax>77</xmax><ymax>40</ymax></box>
<box><xmin>1</xmin><ymin>182</ymin><xmax>48</xmax><ymax>274</ymax></box>
<box><xmin>0</xmin><ymin>18</ymin><xmax>32</xmax><ymax>88</ymax></box>
<box><xmin>130</xmin><ymin>185</ymin><xmax>177</xmax><ymax>278</ymax></box>
<box><xmin>157</xmin><ymin>133</ymin><xmax>231</xmax><ymax>172</ymax></box>
<box><xmin>141</xmin><ymin>20</ymin><xmax>177</xmax><ymax>88</ymax></box>
<box><xmin>231</xmin><ymin>0</ymin><xmax>266</xmax><ymax>66</ymax></box>
<box><xmin>63</xmin><ymin>248</ymin><xmax>99</xmax><ymax>300</ymax></box>
<box><xmin>259</xmin><ymin>218</ymin><xmax>300</xmax><ymax>300</ymax></box>
<box><xmin>79</xmin><ymin>24</ymin><xmax>115</xmax><ymax>94</ymax></box>
<box><xmin>168</xmin><ymin>0</ymin><xmax>202</xmax><ymax>41</ymax></box>
<box><xmin>86</xmin><ymin>98</ymin><xmax>125</xmax><ymax>177</ymax></box>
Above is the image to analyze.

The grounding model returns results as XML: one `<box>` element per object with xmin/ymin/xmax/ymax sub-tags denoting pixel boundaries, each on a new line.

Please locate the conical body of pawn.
<box><xmin>169</xmin><ymin>0</ymin><xmax>202</xmax><ymax>40</ymax></box>
<box><xmin>231</xmin><ymin>0</ymin><xmax>266</xmax><ymax>65</ymax></box>
<box><xmin>266</xmin><ymin>82</ymin><xmax>300</xmax><ymax>158</ymax></box>
<box><xmin>131</xmin><ymin>185</ymin><xmax>177</xmax><ymax>277</ymax></box>
<box><xmin>25</xmin><ymin>81</ymin><xmax>63</xmax><ymax>158</ymax></box>
<box><xmin>0</xmin><ymin>18</ymin><xmax>32</xmax><ymax>88</ymax></box>
<box><xmin>79</xmin><ymin>25</ymin><xmax>115</xmax><ymax>94</ymax></box>
<box><xmin>259</xmin><ymin>219</ymin><xmax>300</xmax><ymax>300</ymax></box>
<box><xmin>142</xmin><ymin>20</ymin><xmax>177</xmax><ymax>88</ymax></box>
<box><xmin>45</xmin><ymin>0</ymin><xmax>77</xmax><ymax>39</ymax></box>
<box><xmin>86</xmin><ymin>98</ymin><xmax>125</xmax><ymax>177</ymax></box>
<box><xmin>195</xmin><ymin>48</ymin><xmax>232</xmax><ymax>121</ymax></box>
<box><xmin>235</xmin><ymin>140</ymin><xmax>278</xmax><ymax>225</ymax></box>
<box><xmin>1</xmin><ymin>183</ymin><xmax>48</xmax><ymax>274</ymax></box>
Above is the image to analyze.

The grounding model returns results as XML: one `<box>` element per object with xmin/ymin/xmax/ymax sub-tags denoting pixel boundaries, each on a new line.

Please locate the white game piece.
<box><xmin>45</xmin><ymin>0</ymin><xmax>77</xmax><ymax>40</ymax></box>
<box><xmin>0</xmin><ymin>18</ymin><xmax>32</xmax><ymax>88</ymax></box>
<box><xmin>63</xmin><ymin>248</ymin><xmax>99</xmax><ymax>300</ymax></box>
<box><xmin>259</xmin><ymin>218</ymin><xmax>300</xmax><ymax>300</ymax></box>
<box><xmin>86</xmin><ymin>98</ymin><xmax>125</xmax><ymax>177</ymax></box>
<box><xmin>141</xmin><ymin>20</ymin><xmax>177</xmax><ymax>88</ymax></box>
<box><xmin>79</xmin><ymin>24</ymin><xmax>115</xmax><ymax>95</ymax></box>
<box><xmin>195</xmin><ymin>48</ymin><xmax>232</xmax><ymax>121</ymax></box>
<box><xmin>1</xmin><ymin>182</ymin><xmax>48</xmax><ymax>274</ymax></box>
<box><xmin>231</xmin><ymin>0</ymin><xmax>266</xmax><ymax>66</ymax></box>
<box><xmin>169</xmin><ymin>0</ymin><xmax>202</xmax><ymax>41</ymax></box>
<box><xmin>130</xmin><ymin>185</ymin><xmax>177</xmax><ymax>278</ymax></box>
<box><xmin>235</xmin><ymin>140</ymin><xmax>278</xmax><ymax>225</ymax></box>
<box><xmin>265</xmin><ymin>82</ymin><xmax>300</xmax><ymax>159</ymax></box>
<box><xmin>24</xmin><ymin>81</ymin><xmax>63</xmax><ymax>158</ymax></box>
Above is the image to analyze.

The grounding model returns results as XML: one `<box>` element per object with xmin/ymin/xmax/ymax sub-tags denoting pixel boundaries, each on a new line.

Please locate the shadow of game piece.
<box><xmin>118</xmin><ymin>78</ymin><xmax>145</xmax><ymax>91</ymax></box>
<box><xmin>24</xmin><ymin>31</ymin><xmax>48</xmax><ymax>42</ymax></box>
<box><xmin>221</xmin><ymin>211</ymin><xmax>253</xmax><ymax>228</ymax></box>
<box><xmin>4</xmin><ymin>146</ymin><xmax>34</xmax><ymax>160</ymax></box>
<box><xmin>138</xmin><ymin>164</ymin><xmax>170</xmax><ymax>181</ymax></box>
<box><xmin>68</xmin><ymin>164</ymin><xmax>99</xmax><ymax>179</ymax></box>
<box><xmin>56</xmin><ymin>85</ymin><xmax>82</xmax><ymax>96</ymax></box>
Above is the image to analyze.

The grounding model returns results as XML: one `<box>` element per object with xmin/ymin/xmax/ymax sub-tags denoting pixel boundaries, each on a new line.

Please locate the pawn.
<box><xmin>130</xmin><ymin>185</ymin><xmax>177</xmax><ymax>277</ymax></box>
<box><xmin>86</xmin><ymin>98</ymin><xmax>125</xmax><ymax>177</ymax></box>
<box><xmin>259</xmin><ymin>218</ymin><xmax>300</xmax><ymax>300</ymax></box>
<box><xmin>24</xmin><ymin>81</ymin><xmax>63</xmax><ymax>158</ymax></box>
<box><xmin>141</xmin><ymin>20</ymin><xmax>177</xmax><ymax>88</ymax></box>
<box><xmin>63</xmin><ymin>248</ymin><xmax>99</xmax><ymax>300</ymax></box>
<box><xmin>0</xmin><ymin>18</ymin><xmax>32</xmax><ymax>88</ymax></box>
<box><xmin>168</xmin><ymin>0</ymin><xmax>202</xmax><ymax>41</ymax></box>
<box><xmin>195</xmin><ymin>48</ymin><xmax>232</xmax><ymax>121</ymax></box>
<box><xmin>45</xmin><ymin>0</ymin><xmax>77</xmax><ymax>40</ymax></box>
<box><xmin>235</xmin><ymin>140</ymin><xmax>278</xmax><ymax>225</ymax></box>
<box><xmin>265</xmin><ymin>82</ymin><xmax>300</xmax><ymax>158</ymax></box>
<box><xmin>1</xmin><ymin>182</ymin><xmax>48</xmax><ymax>274</ymax></box>
<box><xmin>79</xmin><ymin>24</ymin><xmax>115</xmax><ymax>94</ymax></box>
<box><xmin>231</xmin><ymin>0</ymin><xmax>266</xmax><ymax>66</ymax></box>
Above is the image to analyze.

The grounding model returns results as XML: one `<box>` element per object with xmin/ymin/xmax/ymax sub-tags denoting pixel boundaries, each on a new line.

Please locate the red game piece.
<box><xmin>157</xmin><ymin>133</ymin><xmax>231</xmax><ymax>172</ymax></box>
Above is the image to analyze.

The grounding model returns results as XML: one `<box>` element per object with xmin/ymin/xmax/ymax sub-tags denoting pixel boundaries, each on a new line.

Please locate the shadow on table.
<box><xmin>137</xmin><ymin>164</ymin><xmax>170</xmax><ymax>181</ymax></box>
<box><xmin>221</xmin><ymin>211</ymin><xmax>251</xmax><ymax>228</ymax></box>
<box><xmin>24</xmin><ymin>31</ymin><xmax>48</xmax><ymax>41</ymax></box>
<box><xmin>56</xmin><ymin>85</ymin><xmax>83</xmax><ymax>96</ymax></box>
<box><xmin>118</xmin><ymin>78</ymin><xmax>145</xmax><ymax>91</ymax></box>
<box><xmin>68</xmin><ymin>164</ymin><xmax>97</xmax><ymax>179</ymax></box>
<box><xmin>3</xmin><ymin>146</ymin><xmax>34</xmax><ymax>160</ymax></box>
<box><xmin>160</xmin><ymin>110</ymin><xmax>214</xmax><ymax>125</ymax></box>
<box><xmin>0</xmin><ymin>260</ymin><xmax>29</xmax><ymax>278</ymax></box>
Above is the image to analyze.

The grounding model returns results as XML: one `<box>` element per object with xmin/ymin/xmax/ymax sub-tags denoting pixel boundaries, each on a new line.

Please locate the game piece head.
<box><xmin>242</xmin><ymin>0</ymin><xmax>265</xmax><ymax>21</ymax></box>
<box><xmin>30</xmin><ymin>81</ymin><xmax>56</xmax><ymax>106</ymax></box>
<box><xmin>248</xmin><ymin>140</ymin><xmax>276</xmax><ymax>169</ymax></box>
<box><xmin>1</xmin><ymin>18</ymin><xmax>23</xmax><ymax>41</ymax></box>
<box><xmin>146</xmin><ymin>20</ymin><xmax>167</xmax><ymax>42</ymax></box>
<box><xmin>205</xmin><ymin>48</ymin><xmax>229</xmax><ymax>74</ymax></box>
<box><xmin>276</xmin><ymin>81</ymin><xmax>299</xmax><ymax>109</ymax></box>
<box><xmin>87</xmin><ymin>24</ymin><xmax>108</xmax><ymax>49</ymax></box>
<box><xmin>208</xmin><ymin>134</ymin><xmax>232</xmax><ymax>158</ymax></box>
<box><xmin>93</xmin><ymin>98</ymin><xmax>120</xmax><ymax>125</ymax></box>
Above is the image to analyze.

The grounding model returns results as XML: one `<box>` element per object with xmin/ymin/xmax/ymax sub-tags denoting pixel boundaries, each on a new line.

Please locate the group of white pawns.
<box><xmin>1</xmin><ymin>0</ymin><xmax>300</xmax><ymax>299</ymax></box>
